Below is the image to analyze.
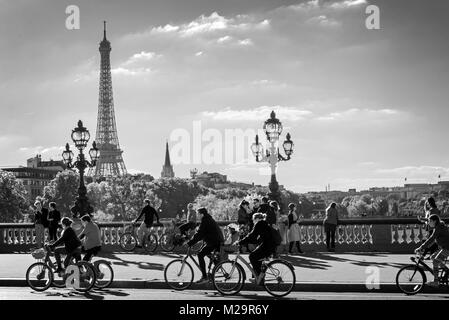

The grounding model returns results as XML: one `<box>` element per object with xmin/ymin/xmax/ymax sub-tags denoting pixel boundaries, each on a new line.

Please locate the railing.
<box><xmin>1</xmin><ymin>218</ymin><xmax>448</xmax><ymax>253</ymax></box>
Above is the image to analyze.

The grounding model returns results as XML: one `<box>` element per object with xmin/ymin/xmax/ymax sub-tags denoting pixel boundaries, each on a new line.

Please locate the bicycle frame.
<box><xmin>176</xmin><ymin>248</ymin><xmax>217</xmax><ymax>277</ymax></box>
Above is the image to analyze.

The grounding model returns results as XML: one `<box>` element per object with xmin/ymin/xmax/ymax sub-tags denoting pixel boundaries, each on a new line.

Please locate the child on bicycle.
<box><xmin>49</xmin><ymin>217</ymin><xmax>82</xmax><ymax>273</ymax></box>
<box><xmin>415</xmin><ymin>214</ymin><xmax>449</xmax><ymax>287</ymax></box>
<box><xmin>238</xmin><ymin>212</ymin><xmax>277</xmax><ymax>285</ymax></box>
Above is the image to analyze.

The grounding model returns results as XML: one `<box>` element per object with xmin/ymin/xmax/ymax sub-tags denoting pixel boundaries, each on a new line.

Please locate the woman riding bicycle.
<box><xmin>49</xmin><ymin>217</ymin><xmax>82</xmax><ymax>274</ymax></box>
<box><xmin>415</xmin><ymin>214</ymin><xmax>449</xmax><ymax>287</ymax></box>
<box><xmin>238</xmin><ymin>212</ymin><xmax>276</xmax><ymax>284</ymax></box>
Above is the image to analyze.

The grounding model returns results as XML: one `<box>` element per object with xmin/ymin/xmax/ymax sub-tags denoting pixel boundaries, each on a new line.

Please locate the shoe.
<box><xmin>195</xmin><ymin>277</ymin><xmax>209</xmax><ymax>284</ymax></box>
<box><xmin>135</xmin><ymin>245</ymin><xmax>143</xmax><ymax>249</ymax></box>
<box><xmin>426</xmin><ymin>281</ymin><xmax>439</xmax><ymax>288</ymax></box>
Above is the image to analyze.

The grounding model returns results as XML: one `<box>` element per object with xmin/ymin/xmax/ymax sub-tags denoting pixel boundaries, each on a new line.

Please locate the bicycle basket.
<box><xmin>31</xmin><ymin>248</ymin><xmax>45</xmax><ymax>260</ymax></box>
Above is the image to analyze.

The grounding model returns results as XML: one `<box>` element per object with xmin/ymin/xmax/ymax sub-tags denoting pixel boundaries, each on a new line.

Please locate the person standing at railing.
<box><xmin>134</xmin><ymin>199</ymin><xmax>160</xmax><ymax>248</ymax></box>
<box><xmin>47</xmin><ymin>202</ymin><xmax>61</xmax><ymax>241</ymax></box>
<box><xmin>33</xmin><ymin>201</ymin><xmax>47</xmax><ymax>248</ymax></box>
<box><xmin>180</xmin><ymin>203</ymin><xmax>197</xmax><ymax>237</ymax></box>
<box><xmin>323</xmin><ymin>203</ymin><xmax>339</xmax><ymax>252</ymax></box>
<box><xmin>287</xmin><ymin>203</ymin><xmax>303</xmax><ymax>254</ymax></box>
<box><xmin>418</xmin><ymin>197</ymin><xmax>440</xmax><ymax>258</ymax></box>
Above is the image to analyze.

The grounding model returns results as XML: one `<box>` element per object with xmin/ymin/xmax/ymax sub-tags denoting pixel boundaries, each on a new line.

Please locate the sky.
<box><xmin>1</xmin><ymin>0</ymin><xmax>449</xmax><ymax>193</ymax></box>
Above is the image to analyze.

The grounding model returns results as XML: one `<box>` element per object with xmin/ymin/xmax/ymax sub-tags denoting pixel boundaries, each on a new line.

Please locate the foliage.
<box><xmin>0</xmin><ymin>170</ymin><xmax>30</xmax><ymax>222</ymax></box>
<box><xmin>42</xmin><ymin>170</ymin><xmax>79</xmax><ymax>217</ymax></box>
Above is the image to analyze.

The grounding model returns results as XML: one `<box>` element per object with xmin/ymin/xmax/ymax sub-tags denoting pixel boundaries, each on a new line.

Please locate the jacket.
<box><xmin>136</xmin><ymin>205</ymin><xmax>160</xmax><ymax>226</ymax></box>
<box><xmin>188</xmin><ymin>214</ymin><xmax>224</xmax><ymax>247</ymax></box>
<box><xmin>79</xmin><ymin>222</ymin><xmax>102</xmax><ymax>250</ymax></box>
<box><xmin>324</xmin><ymin>207</ymin><xmax>339</xmax><ymax>225</ymax></box>
<box><xmin>240</xmin><ymin>220</ymin><xmax>275</xmax><ymax>249</ymax></box>
<box><xmin>420</xmin><ymin>221</ymin><xmax>449</xmax><ymax>251</ymax></box>
<box><xmin>52</xmin><ymin>227</ymin><xmax>82</xmax><ymax>253</ymax></box>
<box><xmin>258</xmin><ymin>204</ymin><xmax>276</xmax><ymax>225</ymax></box>
<box><xmin>48</xmin><ymin>210</ymin><xmax>61</xmax><ymax>227</ymax></box>
<box><xmin>237</xmin><ymin>208</ymin><xmax>250</xmax><ymax>225</ymax></box>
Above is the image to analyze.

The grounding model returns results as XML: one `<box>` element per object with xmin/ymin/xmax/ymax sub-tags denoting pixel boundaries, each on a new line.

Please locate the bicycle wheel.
<box><xmin>143</xmin><ymin>233</ymin><xmax>158</xmax><ymax>253</ymax></box>
<box><xmin>52</xmin><ymin>270</ymin><xmax>66</xmax><ymax>288</ymax></box>
<box><xmin>93</xmin><ymin>260</ymin><xmax>114</xmax><ymax>289</ymax></box>
<box><xmin>160</xmin><ymin>233</ymin><xmax>175</xmax><ymax>252</ymax></box>
<box><xmin>164</xmin><ymin>259</ymin><xmax>194</xmax><ymax>290</ymax></box>
<box><xmin>75</xmin><ymin>261</ymin><xmax>97</xmax><ymax>292</ymax></box>
<box><xmin>396</xmin><ymin>265</ymin><xmax>426</xmax><ymax>295</ymax></box>
<box><xmin>263</xmin><ymin>260</ymin><xmax>296</xmax><ymax>297</ymax></box>
<box><xmin>119</xmin><ymin>232</ymin><xmax>137</xmax><ymax>251</ymax></box>
<box><xmin>26</xmin><ymin>262</ymin><xmax>53</xmax><ymax>292</ymax></box>
<box><xmin>212</xmin><ymin>260</ymin><xmax>245</xmax><ymax>295</ymax></box>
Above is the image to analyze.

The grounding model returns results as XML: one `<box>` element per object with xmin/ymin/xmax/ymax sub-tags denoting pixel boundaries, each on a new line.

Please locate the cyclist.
<box><xmin>179</xmin><ymin>203</ymin><xmax>197</xmax><ymax>237</ymax></box>
<box><xmin>415</xmin><ymin>214</ymin><xmax>449</xmax><ymax>287</ymax></box>
<box><xmin>49</xmin><ymin>217</ymin><xmax>82</xmax><ymax>274</ymax></box>
<box><xmin>79</xmin><ymin>215</ymin><xmax>102</xmax><ymax>262</ymax></box>
<box><xmin>239</xmin><ymin>212</ymin><xmax>277</xmax><ymax>285</ymax></box>
<box><xmin>186</xmin><ymin>207</ymin><xmax>224</xmax><ymax>284</ymax></box>
<box><xmin>134</xmin><ymin>199</ymin><xmax>160</xmax><ymax>248</ymax></box>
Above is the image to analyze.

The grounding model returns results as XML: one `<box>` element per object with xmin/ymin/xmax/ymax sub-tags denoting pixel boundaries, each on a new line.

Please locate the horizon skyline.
<box><xmin>1</xmin><ymin>0</ymin><xmax>449</xmax><ymax>193</ymax></box>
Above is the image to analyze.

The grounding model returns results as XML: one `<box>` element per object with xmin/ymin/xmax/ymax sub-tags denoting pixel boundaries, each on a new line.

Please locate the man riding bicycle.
<box><xmin>239</xmin><ymin>212</ymin><xmax>277</xmax><ymax>285</ymax></box>
<box><xmin>49</xmin><ymin>217</ymin><xmax>82</xmax><ymax>274</ymax></box>
<box><xmin>415</xmin><ymin>214</ymin><xmax>449</xmax><ymax>287</ymax></box>
<box><xmin>186</xmin><ymin>207</ymin><xmax>224</xmax><ymax>284</ymax></box>
<box><xmin>134</xmin><ymin>199</ymin><xmax>160</xmax><ymax>248</ymax></box>
<box><xmin>79</xmin><ymin>215</ymin><xmax>102</xmax><ymax>262</ymax></box>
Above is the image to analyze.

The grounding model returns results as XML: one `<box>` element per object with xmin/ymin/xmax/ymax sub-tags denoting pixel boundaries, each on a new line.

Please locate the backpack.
<box><xmin>270</xmin><ymin>225</ymin><xmax>282</xmax><ymax>246</ymax></box>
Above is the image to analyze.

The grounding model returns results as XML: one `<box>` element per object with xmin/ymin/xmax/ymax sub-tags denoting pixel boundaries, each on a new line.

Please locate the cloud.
<box><xmin>150</xmin><ymin>11</ymin><xmax>270</xmax><ymax>38</ymax></box>
<box><xmin>306</xmin><ymin>15</ymin><xmax>342</xmax><ymax>28</ymax></box>
<box><xmin>376</xmin><ymin>166</ymin><xmax>449</xmax><ymax>177</ymax></box>
<box><xmin>111</xmin><ymin>67</ymin><xmax>152</xmax><ymax>76</ymax></box>
<box><xmin>18</xmin><ymin>145</ymin><xmax>64</xmax><ymax>157</ymax></box>
<box><xmin>316</xmin><ymin>108</ymin><xmax>401</xmax><ymax>121</ymax></box>
<box><xmin>202</xmin><ymin>106</ymin><xmax>313</xmax><ymax>122</ymax></box>
<box><xmin>195</xmin><ymin>51</ymin><xmax>204</xmax><ymax>56</ymax></box>
<box><xmin>238</xmin><ymin>39</ymin><xmax>254</xmax><ymax>46</ymax></box>
<box><xmin>329</xmin><ymin>0</ymin><xmax>367</xmax><ymax>9</ymax></box>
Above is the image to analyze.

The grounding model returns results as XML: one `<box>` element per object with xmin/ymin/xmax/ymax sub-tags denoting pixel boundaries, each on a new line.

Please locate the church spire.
<box><xmin>161</xmin><ymin>141</ymin><xmax>175</xmax><ymax>178</ymax></box>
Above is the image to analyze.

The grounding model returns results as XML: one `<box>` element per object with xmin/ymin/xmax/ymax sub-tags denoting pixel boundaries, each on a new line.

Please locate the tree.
<box><xmin>42</xmin><ymin>170</ymin><xmax>79</xmax><ymax>217</ymax></box>
<box><xmin>0</xmin><ymin>170</ymin><xmax>30</xmax><ymax>222</ymax></box>
<box><xmin>194</xmin><ymin>194</ymin><xmax>241</xmax><ymax>221</ymax></box>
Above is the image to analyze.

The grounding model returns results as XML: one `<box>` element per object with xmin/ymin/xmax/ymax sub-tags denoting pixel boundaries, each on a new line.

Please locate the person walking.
<box><xmin>179</xmin><ymin>203</ymin><xmax>198</xmax><ymax>237</ymax></box>
<box><xmin>287</xmin><ymin>203</ymin><xmax>303</xmax><ymax>254</ymax></box>
<box><xmin>237</xmin><ymin>200</ymin><xmax>251</xmax><ymax>253</ymax></box>
<box><xmin>47</xmin><ymin>202</ymin><xmax>61</xmax><ymax>241</ymax></box>
<box><xmin>33</xmin><ymin>201</ymin><xmax>45</xmax><ymax>248</ymax></box>
<box><xmin>258</xmin><ymin>197</ymin><xmax>276</xmax><ymax>226</ymax></box>
<box><xmin>277</xmin><ymin>209</ymin><xmax>289</xmax><ymax>252</ymax></box>
<box><xmin>418</xmin><ymin>197</ymin><xmax>440</xmax><ymax>257</ymax></box>
<box><xmin>323</xmin><ymin>202</ymin><xmax>339</xmax><ymax>252</ymax></box>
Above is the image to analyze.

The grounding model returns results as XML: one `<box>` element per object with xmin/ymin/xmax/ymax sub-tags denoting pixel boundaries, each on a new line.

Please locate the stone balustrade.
<box><xmin>1</xmin><ymin>217</ymin><xmax>447</xmax><ymax>253</ymax></box>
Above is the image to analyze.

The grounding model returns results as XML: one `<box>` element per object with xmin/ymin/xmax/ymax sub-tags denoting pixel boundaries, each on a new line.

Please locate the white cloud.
<box><xmin>376</xmin><ymin>166</ymin><xmax>449</xmax><ymax>177</ymax></box>
<box><xmin>330</xmin><ymin>0</ymin><xmax>367</xmax><ymax>9</ymax></box>
<box><xmin>316</xmin><ymin>108</ymin><xmax>401</xmax><ymax>121</ymax></box>
<box><xmin>111</xmin><ymin>67</ymin><xmax>152</xmax><ymax>76</ymax></box>
<box><xmin>306</xmin><ymin>15</ymin><xmax>342</xmax><ymax>28</ymax></box>
<box><xmin>217</xmin><ymin>35</ymin><xmax>232</xmax><ymax>43</ymax></box>
<box><xmin>195</xmin><ymin>51</ymin><xmax>204</xmax><ymax>56</ymax></box>
<box><xmin>238</xmin><ymin>38</ymin><xmax>254</xmax><ymax>46</ymax></box>
<box><xmin>202</xmin><ymin>106</ymin><xmax>312</xmax><ymax>122</ymax></box>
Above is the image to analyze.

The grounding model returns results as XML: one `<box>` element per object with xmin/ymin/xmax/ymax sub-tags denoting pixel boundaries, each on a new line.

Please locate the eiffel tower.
<box><xmin>89</xmin><ymin>21</ymin><xmax>127</xmax><ymax>178</ymax></box>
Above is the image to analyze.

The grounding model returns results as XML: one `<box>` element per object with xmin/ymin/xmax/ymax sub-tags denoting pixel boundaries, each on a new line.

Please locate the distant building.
<box><xmin>161</xmin><ymin>142</ymin><xmax>175</xmax><ymax>178</ymax></box>
<box><xmin>2</xmin><ymin>155</ymin><xmax>65</xmax><ymax>200</ymax></box>
<box><xmin>194</xmin><ymin>171</ymin><xmax>227</xmax><ymax>188</ymax></box>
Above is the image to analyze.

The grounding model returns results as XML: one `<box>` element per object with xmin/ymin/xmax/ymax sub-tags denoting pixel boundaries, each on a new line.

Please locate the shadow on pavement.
<box><xmin>281</xmin><ymin>255</ymin><xmax>330</xmax><ymax>270</ymax></box>
<box><xmin>39</xmin><ymin>288</ymin><xmax>130</xmax><ymax>300</ymax></box>
<box><xmin>305</xmin><ymin>252</ymin><xmax>407</xmax><ymax>269</ymax></box>
<box><xmin>101</xmin><ymin>253</ymin><xmax>165</xmax><ymax>271</ymax></box>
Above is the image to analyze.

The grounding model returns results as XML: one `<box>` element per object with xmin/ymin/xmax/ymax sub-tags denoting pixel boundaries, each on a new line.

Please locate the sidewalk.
<box><xmin>0</xmin><ymin>252</ymin><xmax>445</xmax><ymax>293</ymax></box>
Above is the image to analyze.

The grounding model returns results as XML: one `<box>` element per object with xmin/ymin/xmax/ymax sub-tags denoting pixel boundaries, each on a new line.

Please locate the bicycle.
<box><xmin>159</xmin><ymin>221</ymin><xmax>203</xmax><ymax>253</ymax></box>
<box><xmin>81</xmin><ymin>249</ymin><xmax>114</xmax><ymax>289</ymax></box>
<box><xmin>163</xmin><ymin>246</ymin><xmax>225</xmax><ymax>291</ymax></box>
<box><xmin>396</xmin><ymin>252</ymin><xmax>449</xmax><ymax>295</ymax></box>
<box><xmin>211</xmin><ymin>244</ymin><xmax>296</xmax><ymax>297</ymax></box>
<box><xmin>26</xmin><ymin>245</ymin><xmax>96</xmax><ymax>292</ymax></box>
<box><xmin>119</xmin><ymin>222</ymin><xmax>158</xmax><ymax>253</ymax></box>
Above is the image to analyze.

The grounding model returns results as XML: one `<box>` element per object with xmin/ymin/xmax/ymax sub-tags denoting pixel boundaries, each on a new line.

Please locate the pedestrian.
<box><xmin>179</xmin><ymin>203</ymin><xmax>198</xmax><ymax>237</ymax></box>
<box><xmin>277</xmin><ymin>209</ymin><xmax>289</xmax><ymax>250</ymax></box>
<box><xmin>323</xmin><ymin>202</ymin><xmax>339</xmax><ymax>252</ymax></box>
<box><xmin>287</xmin><ymin>203</ymin><xmax>303</xmax><ymax>254</ymax></box>
<box><xmin>33</xmin><ymin>201</ymin><xmax>45</xmax><ymax>248</ymax></box>
<box><xmin>258</xmin><ymin>197</ymin><xmax>274</xmax><ymax>225</ymax></box>
<box><xmin>47</xmin><ymin>202</ymin><xmax>61</xmax><ymax>241</ymax></box>
<box><xmin>264</xmin><ymin>199</ymin><xmax>277</xmax><ymax>227</ymax></box>
<box><xmin>418</xmin><ymin>197</ymin><xmax>440</xmax><ymax>257</ymax></box>
<box><xmin>250</xmin><ymin>198</ymin><xmax>260</xmax><ymax>230</ymax></box>
<box><xmin>237</xmin><ymin>200</ymin><xmax>251</xmax><ymax>253</ymax></box>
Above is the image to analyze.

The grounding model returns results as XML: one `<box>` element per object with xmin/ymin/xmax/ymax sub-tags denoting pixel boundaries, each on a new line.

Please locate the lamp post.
<box><xmin>251</xmin><ymin>111</ymin><xmax>294</xmax><ymax>204</ymax></box>
<box><xmin>62</xmin><ymin>120</ymin><xmax>100</xmax><ymax>218</ymax></box>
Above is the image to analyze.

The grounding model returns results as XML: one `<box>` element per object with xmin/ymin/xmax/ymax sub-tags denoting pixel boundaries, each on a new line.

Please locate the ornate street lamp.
<box><xmin>251</xmin><ymin>111</ymin><xmax>294</xmax><ymax>204</ymax></box>
<box><xmin>62</xmin><ymin>120</ymin><xmax>99</xmax><ymax>218</ymax></box>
